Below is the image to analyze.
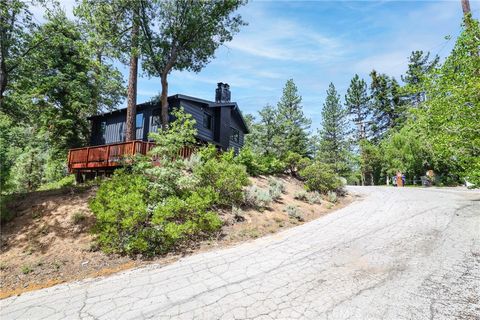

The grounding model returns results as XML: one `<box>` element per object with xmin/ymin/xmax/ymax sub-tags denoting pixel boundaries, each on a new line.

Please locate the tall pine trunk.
<box><xmin>125</xmin><ymin>12</ymin><xmax>139</xmax><ymax>141</ymax></box>
<box><xmin>0</xmin><ymin>56</ymin><xmax>6</xmax><ymax>109</ymax></box>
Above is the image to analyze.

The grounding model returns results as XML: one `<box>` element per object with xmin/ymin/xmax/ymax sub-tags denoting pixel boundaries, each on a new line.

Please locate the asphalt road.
<box><xmin>1</xmin><ymin>186</ymin><xmax>479</xmax><ymax>320</ymax></box>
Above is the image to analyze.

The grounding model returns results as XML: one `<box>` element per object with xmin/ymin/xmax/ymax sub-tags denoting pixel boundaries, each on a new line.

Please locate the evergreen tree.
<box><xmin>276</xmin><ymin>79</ymin><xmax>311</xmax><ymax>157</ymax></box>
<box><xmin>0</xmin><ymin>0</ymin><xmax>36</xmax><ymax>108</ymax></box>
<box><xmin>317</xmin><ymin>83</ymin><xmax>349</xmax><ymax>175</ymax></box>
<box><xmin>2</xmin><ymin>10</ymin><xmax>124</xmax><ymax>192</ymax></box>
<box><xmin>401</xmin><ymin>50</ymin><xmax>439</xmax><ymax>106</ymax></box>
<box><xmin>345</xmin><ymin>74</ymin><xmax>370</xmax><ymax>141</ymax></box>
<box><xmin>245</xmin><ymin>104</ymin><xmax>281</xmax><ymax>156</ymax></box>
<box><xmin>369</xmin><ymin>70</ymin><xmax>405</xmax><ymax>140</ymax></box>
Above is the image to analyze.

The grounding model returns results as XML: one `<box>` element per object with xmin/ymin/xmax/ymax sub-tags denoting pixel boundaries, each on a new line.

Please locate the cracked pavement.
<box><xmin>1</xmin><ymin>186</ymin><xmax>479</xmax><ymax>319</ymax></box>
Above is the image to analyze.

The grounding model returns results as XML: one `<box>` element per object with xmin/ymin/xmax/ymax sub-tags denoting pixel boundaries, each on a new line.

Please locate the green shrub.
<box><xmin>243</xmin><ymin>186</ymin><xmax>272</xmax><ymax>209</ymax></box>
<box><xmin>90</xmin><ymin>110</ymin><xmax>249</xmax><ymax>256</ymax></box>
<box><xmin>294</xmin><ymin>190</ymin><xmax>321</xmax><ymax>204</ymax></box>
<box><xmin>71</xmin><ymin>211</ymin><xmax>87</xmax><ymax>224</ymax></box>
<box><xmin>235</xmin><ymin>147</ymin><xmax>262</xmax><ymax>176</ymax></box>
<box><xmin>327</xmin><ymin>191</ymin><xmax>338</xmax><ymax>203</ymax></box>
<box><xmin>235</xmin><ymin>147</ymin><xmax>286</xmax><ymax>176</ymax></box>
<box><xmin>38</xmin><ymin>174</ymin><xmax>75</xmax><ymax>191</ymax></box>
<box><xmin>0</xmin><ymin>195</ymin><xmax>14</xmax><ymax>223</ymax></box>
<box><xmin>284</xmin><ymin>204</ymin><xmax>303</xmax><ymax>221</ymax></box>
<box><xmin>194</xmin><ymin>151</ymin><xmax>249</xmax><ymax>206</ymax></box>
<box><xmin>232</xmin><ymin>206</ymin><xmax>244</xmax><ymax>221</ymax></box>
<box><xmin>89</xmin><ymin>171</ymin><xmax>151</xmax><ymax>254</ymax></box>
<box><xmin>268</xmin><ymin>177</ymin><xmax>285</xmax><ymax>193</ymax></box>
<box><xmin>21</xmin><ymin>265</ymin><xmax>32</xmax><ymax>275</ymax></box>
<box><xmin>268</xmin><ymin>185</ymin><xmax>282</xmax><ymax>201</ymax></box>
<box><xmin>299</xmin><ymin>161</ymin><xmax>342</xmax><ymax>194</ymax></box>
<box><xmin>260</xmin><ymin>155</ymin><xmax>286</xmax><ymax>175</ymax></box>
<box><xmin>294</xmin><ymin>190</ymin><xmax>308</xmax><ymax>202</ymax></box>
<box><xmin>152</xmin><ymin>187</ymin><xmax>221</xmax><ymax>252</ymax></box>
<box><xmin>267</xmin><ymin>177</ymin><xmax>285</xmax><ymax>201</ymax></box>
<box><xmin>307</xmin><ymin>191</ymin><xmax>322</xmax><ymax>204</ymax></box>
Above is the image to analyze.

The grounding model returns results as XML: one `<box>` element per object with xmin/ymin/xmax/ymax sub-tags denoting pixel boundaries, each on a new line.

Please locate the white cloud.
<box><xmin>226</xmin><ymin>8</ymin><xmax>347</xmax><ymax>64</ymax></box>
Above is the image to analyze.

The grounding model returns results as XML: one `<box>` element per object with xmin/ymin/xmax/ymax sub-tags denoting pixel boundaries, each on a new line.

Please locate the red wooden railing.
<box><xmin>68</xmin><ymin>141</ymin><xmax>194</xmax><ymax>173</ymax></box>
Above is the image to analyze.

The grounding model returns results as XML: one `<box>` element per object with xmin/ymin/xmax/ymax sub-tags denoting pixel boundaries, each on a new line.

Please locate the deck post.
<box><xmin>105</xmin><ymin>145</ymin><xmax>111</xmax><ymax>167</ymax></box>
<box><xmin>85</xmin><ymin>147</ymin><xmax>90</xmax><ymax>168</ymax></box>
<box><xmin>67</xmin><ymin>150</ymin><xmax>71</xmax><ymax>173</ymax></box>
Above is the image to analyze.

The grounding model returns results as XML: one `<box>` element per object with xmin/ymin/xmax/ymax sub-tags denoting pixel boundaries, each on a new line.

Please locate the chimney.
<box><xmin>215</xmin><ymin>82</ymin><xmax>231</xmax><ymax>103</ymax></box>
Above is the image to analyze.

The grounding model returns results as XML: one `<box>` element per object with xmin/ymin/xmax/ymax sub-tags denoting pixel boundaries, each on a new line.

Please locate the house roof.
<box><xmin>89</xmin><ymin>93</ymin><xmax>250</xmax><ymax>133</ymax></box>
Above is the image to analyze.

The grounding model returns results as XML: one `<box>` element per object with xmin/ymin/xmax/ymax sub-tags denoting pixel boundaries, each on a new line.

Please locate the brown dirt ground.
<box><xmin>0</xmin><ymin>175</ymin><xmax>355</xmax><ymax>299</ymax></box>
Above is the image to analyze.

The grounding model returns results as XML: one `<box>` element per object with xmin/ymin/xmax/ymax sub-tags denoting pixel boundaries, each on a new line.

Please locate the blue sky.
<box><xmin>39</xmin><ymin>0</ymin><xmax>479</xmax><ymax>131</ymax></box>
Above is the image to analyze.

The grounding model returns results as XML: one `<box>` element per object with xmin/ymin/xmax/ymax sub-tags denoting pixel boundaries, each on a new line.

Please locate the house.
<box><xmin>89</xmin><ymin>83</ymin><xmax>249</xmax><ymax>152</ymax></box>
<box><xmin>68</xmin><ymin>83</ymin><xmax>249</xmax><ymax>178</ymax></box>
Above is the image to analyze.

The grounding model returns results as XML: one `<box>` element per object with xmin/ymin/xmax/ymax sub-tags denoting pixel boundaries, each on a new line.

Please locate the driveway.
<box><xmin>1</xmin><ymin>187</ymin><xmax>479</xmax><ymax>319</ymax></box>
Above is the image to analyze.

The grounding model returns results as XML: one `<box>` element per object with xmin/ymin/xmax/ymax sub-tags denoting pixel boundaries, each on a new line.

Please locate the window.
<box><xmin>203</xmin><ymin>112</ymin><xmax>212</xmax><ymax>130</ymax></box>
<box><xmin>152</xmin><ymin>110</ymin><xmax>161</xmax><ymax>127</ymax></box>
<box><xmin>230</xmin><ymin>127</ymin><xmax>240</xmax><ymax>143</ymax></box>
<box><xmin>136</xmin><ymin>113</ymin><xmax>143</xmax><ymax>129</ymax></box>
<box><xmin>100</xmin><ymin>121</ymin><xmax>106</xmax><ymax>135</ymax></box>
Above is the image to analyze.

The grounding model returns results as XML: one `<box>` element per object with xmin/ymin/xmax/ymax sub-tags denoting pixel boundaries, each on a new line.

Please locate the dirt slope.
<box><xmin>0</xmin><ymin>176</ymin><xmax>352</xmax><ymax>298</ymax></box>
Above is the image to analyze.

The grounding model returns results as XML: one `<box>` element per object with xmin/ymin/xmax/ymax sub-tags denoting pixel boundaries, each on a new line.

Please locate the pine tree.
<box><xmin>245</xmin><ymin>104</ymin><xmax>281</xmax><ymax>156</ymax></box>
<box><xmin>369</xmin><ymin>70</ymin><xmax>405</xmax><ymax>140</ymax></box>
<box><xmin>401</xmin><ymin>50</ymin><xmax>439</xmax><ymax>106</ymax></box>
<box><xmin>317</xmin><ymin>83</ymin><xmax>349</xmax><ymax>175</ymax></box>
<box><xmin>345</xmin><ymin>74</ymin><xmax>370</xmax><ymax>141</ymax></box>
<box><xmin>276</xmin><ymin>79</ymin><xmax>311</xmax><ymax>158</ymax></box>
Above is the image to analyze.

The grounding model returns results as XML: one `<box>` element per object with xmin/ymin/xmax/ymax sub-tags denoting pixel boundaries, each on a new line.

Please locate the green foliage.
<box><xmin>294</xmin><ymin>190</ymin><xmax>322</xmax><ymax>205</ymax></box>
<box><xmin>327</xmin><ymin>191</ymin><xmax>338</xmax><ymax>203</ymax></box>
<box><xmin>401</xmin><ymin>50</ymin><xmax>439</xmax><ymax>106</ymax></box>
<box><xmin>37</xmin><ymin>175</ymin><xmax>75</xmax><ymax>191</ymax></box>
<box><xmin>0</xmin><ymin>195</ymin><xmax>14</xmax><ymax>223</ymax></box>
<box><xmin>195</xmin><ymin>151</ymin><xmax>249</xmax><ymax>206</ymax></box>
<box><xmin>235</xmin><ymin>146</ymin><xmax>286</xmax><ymax>176</ymax></box>
<box><xmin>243</xmin><ymin>186</ymin><xmax>272</xmax><ymax>209</ymax></box>
<box><xmin>90</xmin><ymin>110</ymin><xmax>247</xmax><ymax>255</ymax></box>
<box><xmin>299</xmin><ymin>161</ymin><xmax>342</xmax><ymax>194</ymax></box>
<box><xmin>267</xmin><ymin>177</ymin><xmax>285</xmax><ymax>193</ymax></box>
<box><xmin>275</xmin><ymin>79</ymin><xmax>312</xmax><ymax>157</ymax></box>
<box><xmin>284</xmin><ymin>205</ymin><xmax>303</xmax><ymax>221</ymax></box>
<box><xmin>267</xmin><ymin>178</ymin><xmax>285</xmax><ymax>201</ymax></box>
<box><xmin>379</xmin><ymin>121</ymin><xmax>432</xmax><ymax>179</ymax></box>
<box><xmin>316</xmin><ymin>83</ymin><xmax>351</xmax><ymax>176</ymax></box>
<box><xmin>90</xmin><ymin>171</ymin><xmax>151</xmax><ymax>254</ymax></box>
<box><xmin>345</xmin><ymin>74</ymin><xmax>370</xmax><ymax>141</ymax></box>
<box><xmin>148</xmin><ymin>108</ymin><xmax>197</xmax><ymax>160</ymax></box>
<box><xmin>141</xmin><ymin>0</ymin><xmax>246</xmax><ymax>76</ymax></box>
<box><xmin>369</xmin><ymin>71</ymin><xmax>406</xmax><ymax>139</ymax></box>
<box><xmin>1</xmin><ymin>6</ymin><xmax>124</xmax><ymax>193</ymax></box>
<box><xmin>415</xmin><ymin>17</ymin><xmax>480</xmax><ymax>186</ymax></box>
<box><xmin>293</xmin><ymin>190</ymin><xmax>308</xmax><ymax>202</ymax></box>
<box><xmin>151</xmin><ymin>188</ymin><xmax>222</xmax><ymax>252</ymax></box>
<box><xmin>71</xmin><ymin>211</ymin><xmax>87</xmax><ymax>224</ymax></box>
<box><xmin>245</xmin><ymin>80</ymin><xmax>311</xmax><ymax>162</ymax></box>
<box><xmin>21</xmin><ymin>265</ymin><xmax>32</xmax><ymax>275</ymax></box>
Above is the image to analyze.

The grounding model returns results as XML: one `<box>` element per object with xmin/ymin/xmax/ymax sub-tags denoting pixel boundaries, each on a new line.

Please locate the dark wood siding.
<box><xmin>179</xmin><ymin>100</ymin><xmax>214</xmax><ymax>142</ymax></box>
<box><xmin>229</xmin><ymin>111</ymin><xmax>245</xmax><ymax>153</ymax></box>
<box><xmin>88</xmin><ymin>97</ymin><xmax>247</xmax><ymax>150</ymax></box>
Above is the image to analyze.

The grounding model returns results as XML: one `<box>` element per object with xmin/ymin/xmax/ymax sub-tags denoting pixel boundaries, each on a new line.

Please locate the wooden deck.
<box><xmin>67</xmin><ymin>141</ymin><xmax>194</xmax><ymax>173</ymax></box>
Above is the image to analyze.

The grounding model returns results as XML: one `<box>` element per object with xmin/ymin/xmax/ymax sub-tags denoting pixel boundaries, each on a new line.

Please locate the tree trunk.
<box><xmin>125</xmin><ymin>13</ymin><xmax>139</xmax><ymax>141</ymax></box>
<box><xmin>160</xmin><ymin>73</ymin><xmax>169</xmax><ymax>130</ymax></box>
<box><xmin>0</xmin><ymin>56</ymin><xmax>6</xmax><ymax>109</ymax></box>
<box><xmin>461</xmin><ymin>0</ymin><xmax>471</xmax><ymax>15</ymax></box>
